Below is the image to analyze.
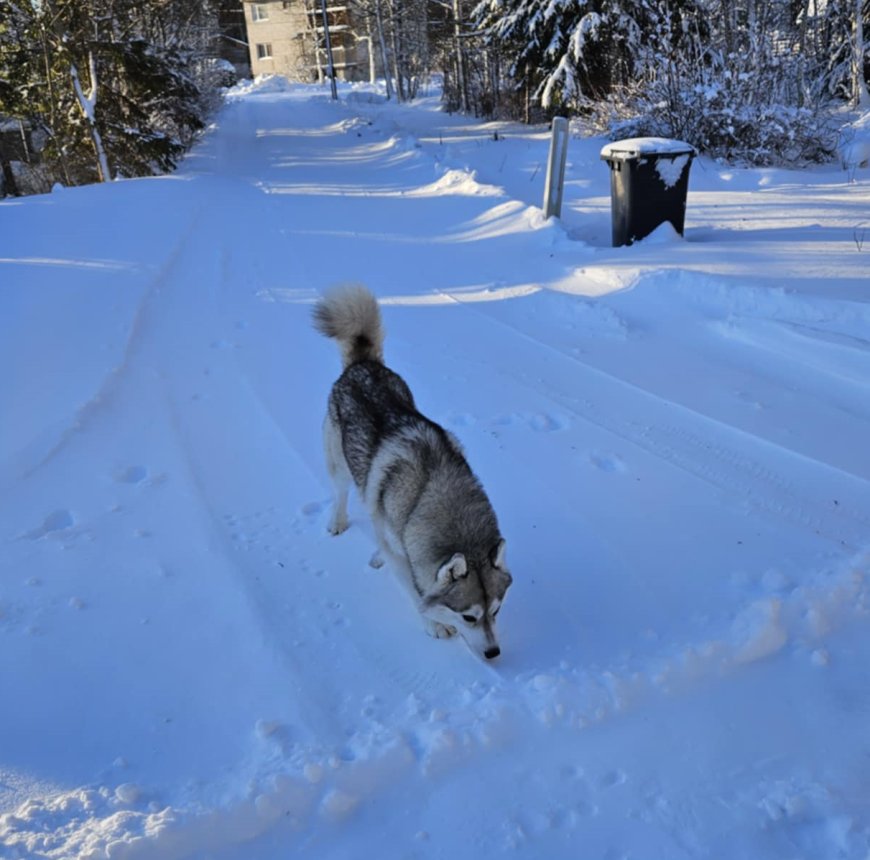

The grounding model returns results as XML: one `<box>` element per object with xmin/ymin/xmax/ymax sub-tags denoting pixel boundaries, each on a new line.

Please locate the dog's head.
<box><xmin>421</xmin><ymin>539</ymin><xmax>512</xmax><ymax>660</ymax></box>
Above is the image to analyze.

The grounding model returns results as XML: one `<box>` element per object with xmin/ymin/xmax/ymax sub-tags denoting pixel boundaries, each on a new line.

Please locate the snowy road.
<box><xmin>2</xmin><ymin>80</ymin><xmax>869</xmax><ymax>859</ymax></box>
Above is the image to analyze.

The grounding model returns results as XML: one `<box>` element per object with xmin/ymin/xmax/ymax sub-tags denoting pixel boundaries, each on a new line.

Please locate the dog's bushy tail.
<box><xmin>313</xmin><ymin>284</ymin><xmax>384</xmax><ymax>368</ymax></box>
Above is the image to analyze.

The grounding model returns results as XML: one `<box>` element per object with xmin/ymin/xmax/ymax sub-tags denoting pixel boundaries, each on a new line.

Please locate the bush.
<box><xmin>606</xmin><ymin>88</ymin><xmax>840</xmax><ymax>166</ymax></box>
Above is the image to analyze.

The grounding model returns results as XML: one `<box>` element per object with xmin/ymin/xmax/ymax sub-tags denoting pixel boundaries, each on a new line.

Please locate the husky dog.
<box><xmin>313</xmin><ymin>285</ymin><xmax>512</xmax><ymax>660</ymax></box>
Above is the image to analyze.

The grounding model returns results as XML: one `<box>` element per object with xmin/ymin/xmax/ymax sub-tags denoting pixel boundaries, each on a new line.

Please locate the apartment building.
<box><xmin>243</xmin><ymin>0</ymin><xmax>371</xmax><ymax>82</ymax></box>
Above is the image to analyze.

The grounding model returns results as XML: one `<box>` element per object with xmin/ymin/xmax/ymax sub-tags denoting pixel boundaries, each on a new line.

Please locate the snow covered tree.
<box><xmin>436</xmin><ymin>0</ymin><xmax>510</xmax><ymax>116</ymax></box>
<box><xmin>469</xmin><ymin>0</ymin><xmax>650</xmax><ymax>115</ymax></box>
<box><xmin>0</xmin><ymin>0</ymin><xmax>223</xmax><ymax>192</ymax></box>
<box><xmin>385</xmin><ymin>0</ymin><xmax>429</xmax><ymax>99</ymax></box>
<box><xmin>0</xmin><ymin>3</ymin><xmax>29</xmax><ymax>194</ymax></box>
<box><xmin>851</xmin><ymin>0</ymin><xmax>870</xmax><ymax>106</ymax></box>
<box><xmin>0</xmin><ymin>4</ymin><xmax>28</xmax><ymax>118</ymax></box>
<box><xmin>463</xmin><ymin>0</ymin><xmax>866</xmax><ymax>163</ymax></box>
<box><xmin>346</xmin><ymin>0</ymin><xmax>396</xmax><ymax>96</ymax></box>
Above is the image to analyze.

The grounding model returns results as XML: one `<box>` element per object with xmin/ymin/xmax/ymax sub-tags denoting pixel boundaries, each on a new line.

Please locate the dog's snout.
<box><xmin>484</xmin><ymin>646</ymin><xmax>501</xmax><ymax>660</ymax></box>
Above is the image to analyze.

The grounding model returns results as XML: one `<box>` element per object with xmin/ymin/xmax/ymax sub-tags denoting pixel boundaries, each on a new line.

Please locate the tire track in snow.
<box><xmin>134</xmin><ymin>170</ymin><xmax>503</xmax><ymax>747</ymax></box>
<box><xmin>116</xmin><ymin>187</ymin><xmax>353</xmax><ymax>744</ymax></box>
<box><xmin>10</xmin><ymin>204</ymin><xmax>207</xmax><ymax>486</ymax></box>
<box><xmin>712</xmin><ymin>315</ymin><xmax>870</xmax><ymax>401</ymax></box>
<box><xmin>7</xmin><ymin>84</ymin><xmax>870</xmax><ymax>860</ymax></box>
<box><xmin>105</xmin><ymin>216</ymin><xmax>870</xmax><ymax>858</ymax></box>
<box><xmin>431</xmin><ymin>287</ymin><xmax>870</xmax><ymax>549</ymax></box>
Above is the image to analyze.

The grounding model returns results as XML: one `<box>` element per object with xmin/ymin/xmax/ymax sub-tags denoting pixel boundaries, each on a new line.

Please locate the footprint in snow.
<box><xmin>446</xmin><ymin>412</ymin><xmax>475</xmax><ymax>428</ymax></box>
<box><xmin>599</xmin><ymin>769</ymin><xmax>628</xmax><ymax>789</ymax></box>
<box><xmin>300</xmin><ymin>500</ymin><xmax>334</xmax><ymax>533</ymax></box>
<box><xmin>22</xmin><ymin>509</ymin><xmax>75</xmax><ymax>540</ymax></box>
<box><xmin>492</xmin><ymin>412</ymin><xmax>570</xmax><ymax>432</ymax></box>
<box><xmin>528</xmin><ymin>412</ymin><xmax>568</xmax><ymax>432</ymax></box>
<box><xmin>588</xmin><ymin>452</ymin><xmax>627</xmax><ymax>474</ymax></box>
<box><xmin>116</xmin><ymin>465</ymin><xmax>148</xmax><ymax>484</ymax></box>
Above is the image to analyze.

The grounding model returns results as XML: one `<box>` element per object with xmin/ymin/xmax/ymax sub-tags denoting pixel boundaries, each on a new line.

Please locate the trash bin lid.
<box><xmin>600</xmin><ymin>137</ymin><xmax>696</xmax><ymax>161</ymax></box>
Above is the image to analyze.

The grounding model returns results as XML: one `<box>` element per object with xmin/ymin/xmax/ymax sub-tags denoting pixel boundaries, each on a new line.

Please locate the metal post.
<box><xmin>543</xmin><ymin>116</ymin><xmax>569</xmax><ymax>219</ymax></box>
<box><xmin>319</xmin><ymin>0</ymin><xmax>338</xmax><ymax>100</ymax></box>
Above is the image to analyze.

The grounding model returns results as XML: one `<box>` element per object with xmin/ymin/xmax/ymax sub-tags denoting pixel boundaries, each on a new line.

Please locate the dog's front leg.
<box><xmin>327</xmin><ymin>486</ymin><xmax>350</xmax><ymax>535</ymax></box>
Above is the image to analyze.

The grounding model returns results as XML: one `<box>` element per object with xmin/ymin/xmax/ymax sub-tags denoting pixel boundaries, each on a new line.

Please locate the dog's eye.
<box><xmin>462</xmin><ymin>614</ymin><xmax>477</xmax><ymax>624</ymax></box>
<box><xmin>491</xmin><ymin>607</ymin><xmax>500</xmax><ymax>618</ymax></box>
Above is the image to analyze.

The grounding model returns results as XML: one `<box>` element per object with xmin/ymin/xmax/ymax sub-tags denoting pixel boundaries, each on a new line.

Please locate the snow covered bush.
<box><xmin>462</xmin><ymin>0</ymin><xmax>866</xmax><ymax>165</ymax></box>
<box><xmin>600</xmin><ymin>55</ymin><xmax>842</xmax><ymax>166</ymax></box>
<box><xmin>593</xmin><ymin>1</ymin><xmax>844</xmax><ymax>165</ymax></box>
<box><xmin>607</xmin><ymin>96</ymin><xmax>839</xmax><ymax>165</ymax></box>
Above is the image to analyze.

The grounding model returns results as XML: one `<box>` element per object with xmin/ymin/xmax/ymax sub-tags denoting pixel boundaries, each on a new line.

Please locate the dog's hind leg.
<box><xmin>324</xmin><ymin>413</ymin><xmax>351</xmax><ymax>536</ymax></box>
<box><xmin>328</xmin><ymin>475</ymin><xmax>351</xmax><ymax>536</ymax></box>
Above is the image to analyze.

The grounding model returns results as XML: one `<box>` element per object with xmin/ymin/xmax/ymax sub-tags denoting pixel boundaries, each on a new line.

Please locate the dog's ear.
<box><xmin>490</xmin><ymin>540</ymin><xmax>512</xmax><ymax>598</ymax></box>
<box><xmin>491</xmin><ymin>539</ymin><xmax>507</xmax><ymax>570</ymax></box>
<box><xmin>436</xmin><ymin>553</ymin><xmax>467</xmax><ymax>587</ymax></box>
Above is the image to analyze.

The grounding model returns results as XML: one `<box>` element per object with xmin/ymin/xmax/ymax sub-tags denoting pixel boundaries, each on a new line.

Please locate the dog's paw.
<box><xmin>327</xmin><ymin>518</ymin><xmax>349</xmax><ymax>536</ymax></box>
<box><xmin>424</xmin><ymin>620</ymin><xmax>456</xmax><ymax>640</ymax></box>
<box><xmin>369</xmin><ymin>550</ymin><xmax>385</xmax><ymax>569</ymax></box>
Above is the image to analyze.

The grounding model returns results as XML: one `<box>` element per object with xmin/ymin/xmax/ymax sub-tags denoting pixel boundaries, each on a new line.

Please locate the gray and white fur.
<box><xmin>313</xmin><ymin>284</ymin><xmax>512</xmax><ymax>660</ymax></box>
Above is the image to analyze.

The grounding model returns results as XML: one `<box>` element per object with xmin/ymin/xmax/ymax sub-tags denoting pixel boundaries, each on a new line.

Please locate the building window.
<box><xmin>256</xmin><ymin>43</ymin><xmax>273</xmax><ymax>60</ymax></box>
<box><xmin>251</xmin><ymin>4</ymin><xmax>270</xmax><ymax>22</ymax></box>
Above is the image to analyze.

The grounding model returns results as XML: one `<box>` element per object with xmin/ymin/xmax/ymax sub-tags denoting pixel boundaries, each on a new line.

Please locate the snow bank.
<box><xmin>224</xmin><ymin>76</ymin><xmax>284</xmax><ymax>99</ymax></box>
<box><xmin>839</xmin><ymin>112</ymin><xmax>870</xmax><ymax>170</ymax></box>
<box><xmin>406</xmin><ymin>168</ymin><xmax>503</xmax><ymax>197</ymax></box>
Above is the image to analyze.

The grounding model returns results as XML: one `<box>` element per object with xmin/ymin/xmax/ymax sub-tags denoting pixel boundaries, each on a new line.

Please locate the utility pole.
<box><xmin>452</xmin><ymin>0</ymin><xmax>468</xmax><ymax>112</ymax></box>
<box><xmin>319</xmin><ymin>0</ymin><xmax>338</xmax><ymax>100</ymax></box>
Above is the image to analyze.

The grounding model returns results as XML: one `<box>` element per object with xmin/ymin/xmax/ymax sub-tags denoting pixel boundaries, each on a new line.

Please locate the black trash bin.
<box><xmin>600</xmin><ymin>138</ymin><xmax>696</xmax><ymax>247</ymax></box>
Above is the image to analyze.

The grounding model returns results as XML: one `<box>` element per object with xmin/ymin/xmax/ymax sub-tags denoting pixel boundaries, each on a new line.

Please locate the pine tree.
<box><xmin>0</xmin><ymin>0</ymin><xmax>221</xmax><ymax>193</ymax></box>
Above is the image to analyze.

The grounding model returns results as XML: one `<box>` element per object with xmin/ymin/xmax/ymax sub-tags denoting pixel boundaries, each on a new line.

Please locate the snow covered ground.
<box><xmin>2</xmin><ymin>77</ymin><xmax>869</xmax><ymax>860</ymax></box>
